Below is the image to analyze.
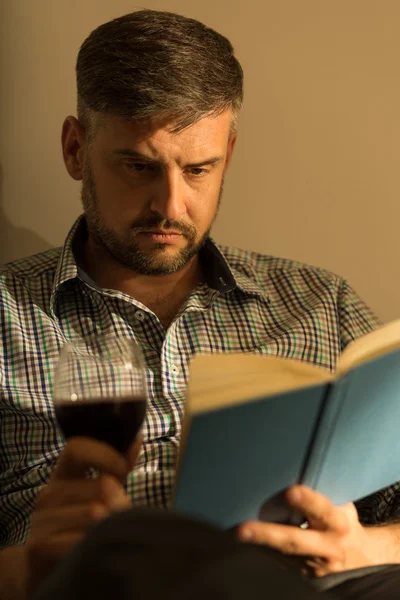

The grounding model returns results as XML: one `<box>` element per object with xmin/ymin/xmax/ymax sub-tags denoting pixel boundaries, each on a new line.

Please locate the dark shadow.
<box><xmin>0</xmin><ymin>162</ymin><xmax>53</xmax><ymax>265</ymax></box>
<box><xmin>258</xmin><ymin>489</ymin><xmax>305</xmax><ymax>526</ymax></box>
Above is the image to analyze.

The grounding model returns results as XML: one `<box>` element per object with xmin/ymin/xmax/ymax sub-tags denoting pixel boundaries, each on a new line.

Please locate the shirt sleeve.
<box><xmin>337</xmin><ymin>279</ymin><xmax>400</xmax><ymax>524</ymax></box>
<box><xmin>0</xmin><ymin>278</ymin><xmax>60</xmax><ymax>548</ymax></box>
<box><xmin>356</xmin><ymin>483</ymin><xmax>400</xmax><ymax>525</ymax></box>
<box><xmin>0</xmin><ymin>393</ymin><xmax>58</xmax><ymax>547</ymax></box>
<box><xmin>337</xmin><ymin>279</ymin><xmax>381</xmax><ymax>349</ymax></box>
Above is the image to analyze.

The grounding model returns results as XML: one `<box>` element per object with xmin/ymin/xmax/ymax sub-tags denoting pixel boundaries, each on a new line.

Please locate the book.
<box><xmin>172</xmin><ymin>319</ymin><xmax>400</xmax><ymax>528</ymax></box>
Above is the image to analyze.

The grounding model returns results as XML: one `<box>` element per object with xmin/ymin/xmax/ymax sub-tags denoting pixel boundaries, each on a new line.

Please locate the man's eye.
<box><xmin>188</xmin><ymin>167</ymin><xmax>209</xmax><ymax>177</ymax></box>
<box><xmin>126</xmin><ymin>163</ymin><xmax>152</xmax><ymax>173</ymax></box>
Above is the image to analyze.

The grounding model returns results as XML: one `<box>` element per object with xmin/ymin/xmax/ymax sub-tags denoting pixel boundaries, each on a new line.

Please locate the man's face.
<box><xmin>80</xmin><ymin>110</ymin><xmax>236</xmax><ymax>275</ymax></box>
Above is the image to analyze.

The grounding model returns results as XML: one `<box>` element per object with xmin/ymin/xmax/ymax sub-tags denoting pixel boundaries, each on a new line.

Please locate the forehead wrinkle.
<box><xmin>139</xmin><ymin>129</ymin><xmax>215</xmax><ymax>168</ymax></box>
<box><xmin>99</xmin><ymin>111</ymin><xmax>231</xmax><ymax>167</ymax></box>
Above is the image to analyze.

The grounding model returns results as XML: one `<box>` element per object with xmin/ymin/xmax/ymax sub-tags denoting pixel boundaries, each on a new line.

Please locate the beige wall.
<box><xmin>1</xmin><ymin>0</ymin><xmax>400</xmax><ymax>322</ymax></box>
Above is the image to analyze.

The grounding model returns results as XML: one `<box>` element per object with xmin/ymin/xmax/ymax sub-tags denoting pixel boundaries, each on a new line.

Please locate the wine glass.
<box><xmin>53</xmin><ymin>335</ymin><xmax>147</xmax><ymax>454</ymax></box>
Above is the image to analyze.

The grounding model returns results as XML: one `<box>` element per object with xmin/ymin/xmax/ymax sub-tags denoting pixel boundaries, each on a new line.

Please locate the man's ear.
<box><xmin>224</xmin><ymin>130</ymin><xmax>237</xmax><ymax>173</ymax></box>
<box><xmin>61</xmin><ymin>116</ymin><xmax>86</xmax><ymax>181</ymax></box>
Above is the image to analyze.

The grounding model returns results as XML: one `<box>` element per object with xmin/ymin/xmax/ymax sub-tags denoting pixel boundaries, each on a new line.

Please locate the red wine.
<box><xmin>55</xmin><ymin>396</ymin><xmax>146</xmax><ymax>454</ymax></box>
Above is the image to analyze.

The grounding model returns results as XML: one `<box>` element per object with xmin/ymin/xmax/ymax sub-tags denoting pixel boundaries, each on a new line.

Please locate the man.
<box><xmin>1</xmin><ymin>9</ymin><xmax>400</xmax><ymax>599</ymax></box>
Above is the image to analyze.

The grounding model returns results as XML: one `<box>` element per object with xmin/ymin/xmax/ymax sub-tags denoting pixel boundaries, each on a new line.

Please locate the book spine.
<box><xmin>299</xmin><ymin>375</ymin><xmax>351</xmax><ymax>491</ymax></box>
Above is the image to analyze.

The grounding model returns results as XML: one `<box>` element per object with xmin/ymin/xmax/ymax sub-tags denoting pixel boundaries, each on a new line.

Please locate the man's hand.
<box><xmin>237</xmin><ymin>485</ymin><xmax>400</xmax><ymax>577</ymax></box>
<box><xmin>25</xmin><ymin>435</ymin><xmax>141</xmax><ymax>594</ymax></box>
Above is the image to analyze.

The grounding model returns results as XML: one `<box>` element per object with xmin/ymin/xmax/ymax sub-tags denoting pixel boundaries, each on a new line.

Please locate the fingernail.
<box><xmin>289</xmin><ymin>487</ymin><xmax>303</xmax><ymax>502</ymax></box>
<box><xmin>240</xmin><ymin>528</ymin><xmax>253</xmax><ymax>542</ymax></box>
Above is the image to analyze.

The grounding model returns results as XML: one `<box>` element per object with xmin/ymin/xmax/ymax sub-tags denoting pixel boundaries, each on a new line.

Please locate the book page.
<box><xmin>338</xmin><ymin>319</ymin><xmax>400</xmax><ymax>375</ymax></box>
<box><xmin>188</xmin><ymin>353</ymin><xmax>331</xmax><ymax>413</ymax></box>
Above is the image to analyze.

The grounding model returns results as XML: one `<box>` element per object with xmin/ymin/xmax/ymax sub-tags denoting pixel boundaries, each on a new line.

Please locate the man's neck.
<box><xmin>82</xmin><ymin>238</ymin><xmax>203</xmax><ymax>326</ymax></box>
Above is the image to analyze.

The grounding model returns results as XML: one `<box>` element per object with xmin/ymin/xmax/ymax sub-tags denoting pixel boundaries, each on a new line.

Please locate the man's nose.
<box><xmin>149</xmin><ymin>171</ymin><xmax>187</xmax><ymax>221</ymax></box>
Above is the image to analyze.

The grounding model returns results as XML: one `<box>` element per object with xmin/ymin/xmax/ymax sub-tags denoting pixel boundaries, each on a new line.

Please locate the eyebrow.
<box><xmin>112</xmin><ymin>148</ymin><xmax>224</xmax><ymax>168</ymax></box>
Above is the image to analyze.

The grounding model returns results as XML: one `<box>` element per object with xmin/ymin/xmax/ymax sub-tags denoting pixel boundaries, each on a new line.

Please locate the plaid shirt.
<box><xmin>0</xmin><ymin>216</ymin><xmax>398</xmax><ymax>547</ymax></box>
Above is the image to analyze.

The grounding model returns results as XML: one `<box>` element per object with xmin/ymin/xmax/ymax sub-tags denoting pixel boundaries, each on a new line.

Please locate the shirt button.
<box><xmin>135</xmin><ymin>310</ymin><xmax>145</xmax><ymax>321</ymax></box>
<box><xmin>171</xmin><ymin>364</ymin><xmax>179</xmax><ymax>375</ymax></box>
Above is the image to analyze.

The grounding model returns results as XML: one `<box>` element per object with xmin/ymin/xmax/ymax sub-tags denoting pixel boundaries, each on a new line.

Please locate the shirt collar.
<box><xmin>200</xmin><ymin>238</ymin><xmax>266</xmax><ymax>298</ymax></box>
<box><xmin>50</xmin><ymin>215</ymin><xmax>267</xmax><ymax>317</ymax></box>
<box><xmin>50</xmin><ymin>217</ymin><xmax>84</xmax><ymax>317</ymax></box>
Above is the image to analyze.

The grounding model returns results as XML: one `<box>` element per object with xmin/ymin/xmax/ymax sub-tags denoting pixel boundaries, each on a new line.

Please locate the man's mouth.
<box><xmin>138</xmin><ymin>231</ymin><xmax>183</xmax><ymax>243</ymax></box>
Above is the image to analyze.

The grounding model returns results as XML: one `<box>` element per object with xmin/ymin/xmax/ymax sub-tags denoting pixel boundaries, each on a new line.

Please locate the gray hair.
<box><xmin>76</xmin><ymin>9</ymin><xmax>244</xmax><ymax>142</ymax></box>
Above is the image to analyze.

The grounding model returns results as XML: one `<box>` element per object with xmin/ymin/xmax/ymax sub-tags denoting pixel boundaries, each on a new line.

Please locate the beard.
<box><xmin>80</xmin><ymin>161</ymin><xmax>223</xmax><ymax>276</ymax></box>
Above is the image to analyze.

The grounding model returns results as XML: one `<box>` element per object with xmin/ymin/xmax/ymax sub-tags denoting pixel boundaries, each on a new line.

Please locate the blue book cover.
<box><xmin>303</xmin><ymin>348</ymin><xmax>400</xmax><ymax>505</ymax></box>
<box><xmin>173</xmin><ymin>321</ymin><xmax>400</xmax><ymax>528</ymax></box>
